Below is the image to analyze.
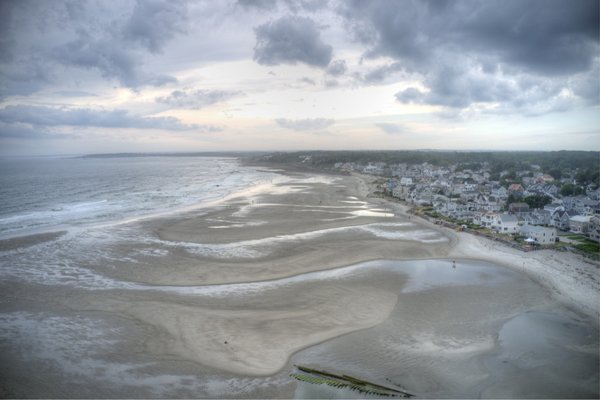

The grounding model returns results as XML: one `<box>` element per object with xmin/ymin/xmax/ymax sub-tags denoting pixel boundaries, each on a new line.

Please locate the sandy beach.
<box><xmin>0</xmin><ymin>166</ymin><xmax>598</xmax><ymax>398</ymax></box>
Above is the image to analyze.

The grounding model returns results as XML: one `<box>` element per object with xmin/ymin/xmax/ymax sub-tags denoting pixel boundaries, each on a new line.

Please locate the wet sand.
<box><xmin>0</xmin><ymin>168</ymin><xmax>598</xmax><ymax>398</ymax></box>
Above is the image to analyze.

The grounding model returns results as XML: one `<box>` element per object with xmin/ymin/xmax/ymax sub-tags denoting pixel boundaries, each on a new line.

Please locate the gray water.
<box><xmin>0</xmin><ymin>156</ymin><xmax>271</xmax><ymax>238</ymax></box>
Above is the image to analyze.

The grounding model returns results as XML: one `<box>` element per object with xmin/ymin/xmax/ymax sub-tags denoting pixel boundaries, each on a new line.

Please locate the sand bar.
<box><xmin>0</xmin><ymin>167</ymin><xmax>597</xmax><ymax>398</ymax></box>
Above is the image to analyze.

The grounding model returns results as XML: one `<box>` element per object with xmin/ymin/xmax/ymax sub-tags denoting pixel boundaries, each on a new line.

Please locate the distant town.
<box><xmin>259</xmin><ymin>150</ymin><xmax>600</xmax><ymax>257</ymax></box>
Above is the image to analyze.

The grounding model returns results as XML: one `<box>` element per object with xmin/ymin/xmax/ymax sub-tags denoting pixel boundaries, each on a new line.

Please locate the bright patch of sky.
<box><xmin>0</xmin><ymin>0</ymin><xmax>598</xmax><ymax>155</ymax></box>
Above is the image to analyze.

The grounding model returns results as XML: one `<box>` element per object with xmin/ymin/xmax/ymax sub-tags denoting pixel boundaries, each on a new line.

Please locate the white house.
<box><xmin>569</xmin><ymin>215</ymin><xmax>592</xmax><ymax>233</ymax></box>
<box><xmin>400</xmin><ymin>177</ymin><xmax>413</xmax><ymax>186</ymax></box>
<box><xmin>521</xmin><ymin>225</ymin><xmax>556</xmax><ymax>245</ymax></box>
<box><xmin>493</xmin><ymin>214</ymin><xmax>520</xmax><ymax>234</ymax></box>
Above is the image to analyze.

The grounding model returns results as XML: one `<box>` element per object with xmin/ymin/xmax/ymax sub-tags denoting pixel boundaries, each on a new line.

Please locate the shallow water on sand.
<box><xmin>1</xmin><ymin>257</ymin><xmax>597</xmax><ymax>398</ymax></box>
<box><xmin>289</xmin><ymin>260</ymin><xmax>599</xmax><ymax>399</ymax></box>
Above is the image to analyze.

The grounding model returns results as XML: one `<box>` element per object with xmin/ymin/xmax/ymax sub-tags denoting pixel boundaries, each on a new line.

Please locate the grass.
<box><xmin>574</xmin><ymin>239</ymin><xmax>600</xmax><ymax>254</ymax></box>
<box><xmin>564</xmin><ymin>233</ymin><xmax>588</xmax><ymax>240</ymax></box>
<box><xmin>559</xmin><ymin>234</ymin><xmax>600</xmax><ymax>254</ymax></box>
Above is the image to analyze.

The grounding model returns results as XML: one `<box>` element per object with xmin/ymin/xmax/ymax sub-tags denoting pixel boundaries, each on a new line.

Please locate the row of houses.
<box><xmin>380</xmin><ymin>177</ymin><xmax>600</xmax><ymax>243</ymax></box>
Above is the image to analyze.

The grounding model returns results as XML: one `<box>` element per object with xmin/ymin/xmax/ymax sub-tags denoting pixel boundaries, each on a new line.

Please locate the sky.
<box><xmin>0</xmin><ymin>0</ymin><xmax>599</xmax><ymax>155</ymax></box>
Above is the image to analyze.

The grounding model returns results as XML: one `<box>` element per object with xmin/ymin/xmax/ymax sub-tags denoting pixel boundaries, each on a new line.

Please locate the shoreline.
<box><xmin>1</xmin><ymin>160</ymin><xmax>598</xmax><ymax>397</ymax></box>
<box><xmin>351</xmin><ymin>171</ymin><xmax>600</xmax><ymax>321</ymax></box>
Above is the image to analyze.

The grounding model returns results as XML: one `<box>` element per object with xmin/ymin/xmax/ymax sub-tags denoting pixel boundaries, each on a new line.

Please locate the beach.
<box><xmin>0</xmin><ymin>164</ymin><xmax>598</xmax><ymax>398</ymax></box>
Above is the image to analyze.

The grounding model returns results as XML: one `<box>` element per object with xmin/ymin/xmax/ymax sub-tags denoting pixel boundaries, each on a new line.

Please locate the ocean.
<box><xmin>0</xmin><ymin>155</ymin><xmax>277</xmax><ymax>289</ymax></box>
<box><xmin>0</xmin><ymin>155</ymin><xmax>271</xmax><ymax>239</ymax></box>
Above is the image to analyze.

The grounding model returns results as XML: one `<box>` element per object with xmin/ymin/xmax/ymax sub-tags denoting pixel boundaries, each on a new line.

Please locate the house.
<box><xmin>551</xmin><ymin>209</ymin><xmax>579</xmax><ymax>231</ymax></box>
<box><xmin>582</xmin><ymin>198</ymin><xmax>600</xmax><ymax>216</ymax></box>
<box><xmin>508</xmin><ymin>202</ymin><xmax>530</xmax><ymax>216</ymax></box>
<box><xmin>399</xmin><ymin>177</ymin><xmax>413</xmax><ymax>186</ymax></box>
<box><xmin>460</xmin><ymin>190</ymin><xmax>479</xmax><ymax>202</ymax></box>
<box><xmin>544</xmin><ymin>203</ymin><xmax>563</xmax><ymax>213</ymax></box>
<box><xmin>493</xmin><ymin>213</ymin><xmax>520</xmax><ymax>234</ymax></box>
<box><xmin>587</xmin><ymin>187</ymin><xmax>600</xmax><ymax>201</ymax></box>
<box><xmin>569</xmin><ymin>215</ymin><xmax>592</xmax><ymax>234</ymax></box>
<box><xmin>508</xmin><ymin>183</ymin><xmax>524</xmax><ymax>197</ymax></box>
<box><xmin>526</xmin><ymin>209</ymin><xmax>552</xmax><ymax>226</ymax></box>
<box><xmin>492</xmin><ymin>185</ymin><xmax>508</xmax><ymax>198</ymax></box>
<box><xmin>472</xmin><ymin>212</ymin><xmax>496</xmax><ymax>228</ymax></box>
<box><xmin>588</xmin><ymin>216</ymin><xmax>600</xmax><ymax>243</ymax></box>
<box><xmin>392</xmin><ymin>185</ymin><xmax>410</xmax><ymax>200</ymax></box>
<box><xmin>521</xmin><ymin>225</ymin><xmax>557</xmax><ymax>245</ymax></box>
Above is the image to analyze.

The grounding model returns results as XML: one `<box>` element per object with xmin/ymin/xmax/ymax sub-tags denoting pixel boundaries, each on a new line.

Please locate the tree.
<box><xmin>522</xmin><ymin>194</ymin><xmax>552</xmax><ymax>209</ymax></box>
<box><xmin>547</xmin><ymin>168</ymin><xmax>562</xmax><ymax>180</ymax></box>
<box><xmin>560</xmin><ymin>183</ymin><xmax>584</xmax><ymax>197</ymax></box>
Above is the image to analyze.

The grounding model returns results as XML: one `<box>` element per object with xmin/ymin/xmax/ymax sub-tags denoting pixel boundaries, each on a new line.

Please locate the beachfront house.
<box><xmin>472</xmin><ymin>212</ymin><xmax>496</xmax><ymax>228</ymax></box>
<box><xmin>569</xmin><ymin>215</ymin><xmax>592</xmax><ymax>234</ymax></box>
<box><xmin>493</xmin><ymin>213</ymin><xmax>520</xmax><ymax>234</ymax></box>
<box><xmin>552</xmin><ymin>209</ymin><xmax>579</xmax><ymax>231</ymax></box>
<box><xmin>588</xmin><ymin>216</ymin><xmax>600</xmax><ymax>243</ymax></box>
<box><xmin>520</xmin><ymin>225</ymin><xmax>557</xmax><ymax>246</ymax></box>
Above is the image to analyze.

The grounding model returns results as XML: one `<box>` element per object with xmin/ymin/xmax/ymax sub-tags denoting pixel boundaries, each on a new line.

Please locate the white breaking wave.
<box><xmin>152</xmin><ymin>222</ymin><xmax>447</xmax><ymax>259</ymax></box>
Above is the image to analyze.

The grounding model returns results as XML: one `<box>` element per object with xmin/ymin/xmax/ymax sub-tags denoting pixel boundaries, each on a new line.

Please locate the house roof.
<box><xmin>569</xmin><ymin>215</ymin><xmax>592</xmax><ymax>223</ymax></box>
<box><xmin>522</xmin><ymin>225</ymin><xmax>554</xmax><ymax>233</ymax></box>
<box><xmin>498</xmin><ymin>214</ymin><xmax>519</xmax><ymax>223</ymax></box>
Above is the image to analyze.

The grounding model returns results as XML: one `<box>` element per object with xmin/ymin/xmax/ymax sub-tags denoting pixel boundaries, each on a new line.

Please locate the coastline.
<box><xmin>351</xmin><ymin>171</ymin><xmax>600</xmax><ymax>321</ymax></box>
<box><xmin>1</xmin><ymin>161</ymin><xmax>598</xmax><ymax>398</ymax></box>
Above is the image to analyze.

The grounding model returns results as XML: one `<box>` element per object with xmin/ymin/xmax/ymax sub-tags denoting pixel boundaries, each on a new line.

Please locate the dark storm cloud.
<box><xmin>0</xmin><ymin>105</ymin><xmax>199</xmax><ymax>131</ymax></box>
<box><xmin>156</xmin><ymin>89</ymin><xmax>242</xmax><ymax>109</ymax></box>
<box><xmin>342</xmin><ymin>0</ymin><xmax>598</xmax><ymax>75</ymax></box>
<box><xmin>275</xmin><ymin>117</ymin><xmax>334</xmax><ymax>131</ymax></box>
<box><xmin>340</xmin><ymin>0</ymin><xmax>599</xmax><ymax>112</ymax></box>
<box><xmin>253</xmin><ymin>15</ymin><xmax>333</xmax><ymax>68</ymax></box>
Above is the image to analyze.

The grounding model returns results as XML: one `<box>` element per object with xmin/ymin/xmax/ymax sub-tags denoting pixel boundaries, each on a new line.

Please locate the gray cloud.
<box><xmin>123</xmin><ymin>0</ymin><xmax>188</xmax><ymax>53</ymax></box>
<box><xmin>395</xmin><ymin>88</ymin><xmax>425</xmax><ymax>104</ymax></box>
<box><xmin>362</xmin><ymin>62</ymin><xmax>403</xmax><ymax>84</ymax></box>
<box><xmin>238</xmin><ymin>0</ymin><xmax>327</xmax><ymax>13</ymax></box>
<box><xmin>1</xmin><ymin>0</ymin><xmax>184</xmax><ymax>95</ymax></box>
<box><xmin>237</xmin><ymin>0</ymin><xmax>277</xmax><ymax>11</ymax></box>
<box><xmin>275</xmin><ymin>117</ymin><xmax>335</xmax><ymax>131</ymax></box>
<box><xmin>375</xmin><ymin>122</ymin><xmax>406</xmax><ymax>134</ymax></box>
<box><xmin>341</xmin><ymin>0</ymin><xmax>599</xmax><ymax>113</ymax></box>
<box><xmin>156</xmin><ymin>89</ymin><xmax>242</xmax><ymax>109</ymax></box>
<box><xmin>0</xmin><ymin>105</ymin><xmax>201</xmax><ymax>131</ymax></box>
<box><xmin>299</xmin><ymin>77</ymin><xmax>316</xmax><ymax>86</ymax></box>
<box><xmin>395</xmin><ymin>61</ymin><xmax>576</xmax><ymax>116</ymax></box>
<box><xmin>254</xmin><ymin>15</ymin><xmax>333</xmax><ymax>68</ymax></box>
<box><xmin>343</xmin><ymin>0</ymin><xmax>598</xmax><ymax>75</ymax></box>
<box><xmin>52</xmin><ymin>90</ymin><xmax>98</xmax><ymax>97</ymax></box>
<box><xmin>326</xmin><ymin>59</ymin><xmax>347</xmax><ymax>76</ymax></box>
<box><xmin>0</xmin><ymin>123</ymin><xmax>49</xmax><ymax>139</ymax></box>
